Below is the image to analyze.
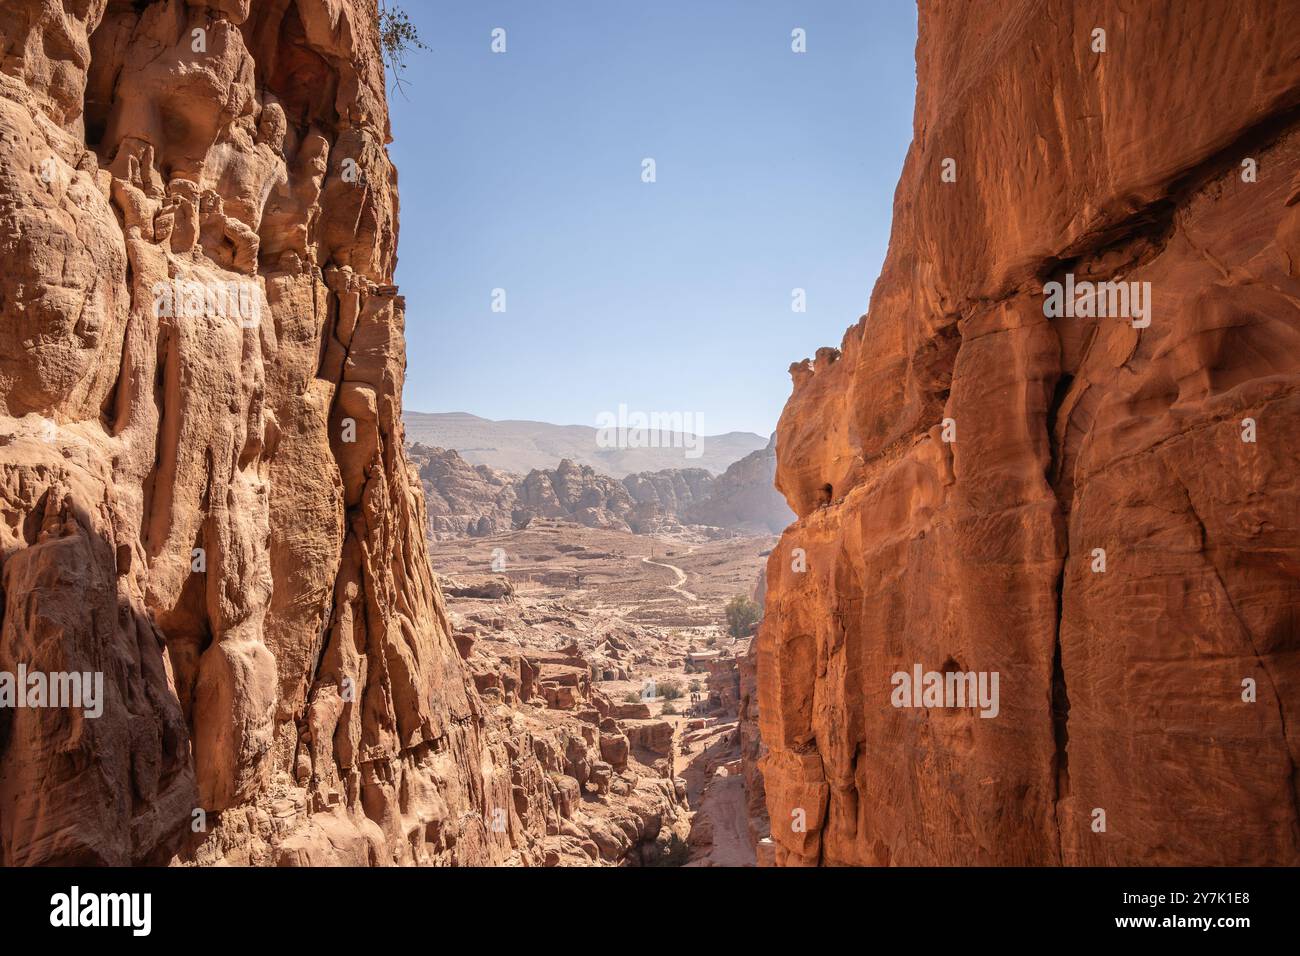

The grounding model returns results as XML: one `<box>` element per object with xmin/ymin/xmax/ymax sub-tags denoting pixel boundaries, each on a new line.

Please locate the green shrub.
<box><xmin>724</xmin><ymin>595</ymin><xmax>762</xmax><ymax>638</ymax></box>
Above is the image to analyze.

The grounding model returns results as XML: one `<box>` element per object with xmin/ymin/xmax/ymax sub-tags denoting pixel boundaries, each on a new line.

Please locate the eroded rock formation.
<box><xmin>412</xmin><ymin>442</ymin><xmax>788</xmax><ymax>540</ymax></box>
<box><xmin>0</xmin><ymin>0</ymin><xmax>665</xmax><ymax>867</ymax></box>
<box><xmin>622</xmin><ymin>466</ymin><xmax>718</xmax><ymax>533</ymax></box>
<box><xmin>687</xmin><ymin>434</ymin><xmax>792</xmax><ymax>534</ymax></box>
<box><xmin>413</xmin><ymin>443</ymin><xmax>520</xmax><ymax>539</ymax></box>
<box><xmin>739</xmin><ymin>570</ymin><xmax>770</xmax><ymax>860</ymax></box>
<box><xmin>456</xmin><ymin>635</ymin><xmax>689</xmax><ymax>866</ymax></box>
<box><xmin>760</xmin><ymin>1</ymin><xmax>1300</xmax><ymax>866</ymax></box>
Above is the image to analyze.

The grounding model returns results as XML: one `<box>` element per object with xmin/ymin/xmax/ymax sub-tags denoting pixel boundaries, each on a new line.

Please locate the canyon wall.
<box><xmin>761</xmin><ymin>1</ymin><xmax>1300</xmax><ymax>865</ymax></box>
<box><xmin>0</xmin><ymin>0</ymin><xmax>664</xmax><ymax>867</ymax></box>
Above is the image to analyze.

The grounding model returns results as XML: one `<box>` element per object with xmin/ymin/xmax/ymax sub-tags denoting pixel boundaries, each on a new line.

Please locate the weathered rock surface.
<box><xmin>515</xmin><ymin>458</ymin><xmax>641</xmax><ymax>533</ymax></box>
<box><xmin>688</xmin><ymin>435</ymin><xmax>792</xmax><ymax>534</ymax></box>
<box><xmin>739</xmin><ymin>569</ymin><xmax>771</xmax><ymax>860</ymax></box>
<box><xmin>0</xmin><ymin>0</ymin><xmax>676</xmax><ymax>867</ymax></box>
<box><xmin>760</xmin><ymin>1</ymin><xmax>1300</xmax><ymax>866</ymax></box>
<box><xmin>412</xmin><ymin>442</ymin><xmax>787</xmax><ymax>540</ymax></box>
<box><xmin>621</xmin><ymin>467</ymin><xmax>717</xmax><ymax>533</ymax></box>
<box><xmin>738</xmin><ymin>635</ymin><xmax>771</xmax><ymax>861</ymax></box>
<box><xmin>412</xmin><ymin>444</ymin><xmax>519</xmax><ymax>539</ymax></box>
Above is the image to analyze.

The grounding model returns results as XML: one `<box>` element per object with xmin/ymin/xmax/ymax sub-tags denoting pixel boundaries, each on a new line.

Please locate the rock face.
<box><xmin>688</xmin><ymin>435</ymin><xmax>792</xmax><ymax>534</ymax></box>
<box><xmin>739</xmin><ymin>572</ymin><xmax>770</xmax><ymax>858</ymax></box>
<box><xmin>412</xmin><ymin>443</ymin><xmax>787</xmax><ymax>540</ymax></box>
<box><xmin>621</xmin><ymin>467</ymin><xmax>717</xmax><ymax>533</ymax></box>
<box><xmin>0</xmin><ymin>0</ymin><xmax>653</xmax><ymax>867</ymax></box>
<box><xmin>760</xmin><ymin>2</ymin><xmax>1300</xmax><ymax>866</ymax></box>
<box><xmin>412</xmin><ymin>443</ymin><xmax>519</xmax><ymax>539</ymax></box>
<box><xmin>516</xmin><ymin>458</ymin><xmax>641</xmax><ymax>533</ymax></box>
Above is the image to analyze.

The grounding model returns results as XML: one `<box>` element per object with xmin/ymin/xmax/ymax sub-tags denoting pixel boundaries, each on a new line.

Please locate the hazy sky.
<box><xmin>388</xmin><ymin>1</ymin><xmax>917</xmax><ymax>437</ymax></box>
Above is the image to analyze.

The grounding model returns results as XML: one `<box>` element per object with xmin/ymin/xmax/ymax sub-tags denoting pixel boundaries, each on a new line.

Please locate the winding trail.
<box><xmin>641</xmin><ymin>547</ymin><xmax>698</xmax><ymax>602</ymax></box>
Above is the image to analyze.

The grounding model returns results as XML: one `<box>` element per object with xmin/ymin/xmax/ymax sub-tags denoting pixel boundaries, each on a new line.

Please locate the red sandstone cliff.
<box><xmin>0</xmin><ymin>0</ymin><xmax>684</xmax><ymax>867</ymax></box>
<box><xmin>760</xmin><ymin>1</ymin><xmax>1300</xmax><ymax>866</ymax></box>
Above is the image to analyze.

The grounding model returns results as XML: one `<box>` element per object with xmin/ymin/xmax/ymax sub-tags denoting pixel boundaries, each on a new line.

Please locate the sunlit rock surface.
<box><xmin>0</xmin><ymin>0</ymin><xmax>684</xmax><ymax>867</ymax></box>
<box><xmin>760</xmin><ymin>0</ymin><xmax>1300</xmax><ymax>866</ymax></box>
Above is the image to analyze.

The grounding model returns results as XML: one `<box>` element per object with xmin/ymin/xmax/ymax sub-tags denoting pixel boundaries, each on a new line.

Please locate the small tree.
<box><xmin>725</xmin><ymin>595</ymin><xmax>762</xmax><ymax>638</ymax></box>
<box><xmin>660</xmin><ymin>680</ymin><xmax>684</xmax><ymax>701</ymax></box>
<box><xmin>378</xmin><ymin>2</ymin><xmax>427</xmax><ymax>95</ymax></box>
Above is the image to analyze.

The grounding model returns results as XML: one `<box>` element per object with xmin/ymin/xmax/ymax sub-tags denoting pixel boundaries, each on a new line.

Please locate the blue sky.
<box><xmin>387</xmin><ymin>1</ymin><xmax>917</xmax><ymax>437</ymax></box>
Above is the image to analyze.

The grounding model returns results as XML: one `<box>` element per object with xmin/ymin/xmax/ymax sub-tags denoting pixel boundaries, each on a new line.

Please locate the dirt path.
<box><xmin>680</xmin><ymin>723</ymin><xmax>756</xmax><ymax>867</ymax></box>
<box><xmin>691</xmin><ymin>774</ymin><xmax>755</xmax><ymax>867</ymax></box>
<box><xmin>641</xmin><ymin>548</ymin><xmax>697</xmax><ymax>602</ymax></box>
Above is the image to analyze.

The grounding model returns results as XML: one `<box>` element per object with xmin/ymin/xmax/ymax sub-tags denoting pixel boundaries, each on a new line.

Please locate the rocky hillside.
<box><xmin>411</xmin><ymin>443</ymin><xmax>791</xmax><ymax>539</ymax></box>
<box><xmin>0</xmin><ymin>0</ymin><xmax>681</xmax><ymax>867</ymax></box>
<box><xmin>415</xmin><ymin>443</ymin><xmax>522</xmax><ymax>538</ymax></box>
<box><xmin>621</xmin><ymin>467</ymin><xmax>719</xmax><ymax>531</ymax></box>
<box><xmin>687</xmin><ymin>435</ymin><xmax>791</xmax><ymax>534</ymax></box>
<box><xmin>759</xmin><ymin>1</ymin><xmax>1300</xmax><ymax>866</ymax></box>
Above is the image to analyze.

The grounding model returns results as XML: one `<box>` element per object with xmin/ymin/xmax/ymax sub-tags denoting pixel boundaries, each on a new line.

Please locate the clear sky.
<box><xmin>387</xmin><ymin>1</ymin><xmax>917</xmax><ymax>437</ymax></box>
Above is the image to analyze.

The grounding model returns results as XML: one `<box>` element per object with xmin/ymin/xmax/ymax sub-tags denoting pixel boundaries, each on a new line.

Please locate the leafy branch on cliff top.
<box><xmin>378</xmin><ymin>1</ymin><xmax>428</xmax><ymax>98</ymax></box>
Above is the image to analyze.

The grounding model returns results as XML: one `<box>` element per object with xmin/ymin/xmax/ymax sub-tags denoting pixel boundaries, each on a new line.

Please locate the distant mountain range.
<box><xmin>403</xmin><ymin>411</ymin><xmax>769</xmax><ymax>477</ymax></box>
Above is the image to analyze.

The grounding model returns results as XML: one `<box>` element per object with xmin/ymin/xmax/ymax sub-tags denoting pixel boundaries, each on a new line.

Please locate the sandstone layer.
<box><xmin>760</xmin><ymin>1</ymin><xmax>1300</xmax><ymax>865</ymax></box>
<box><xmin>0</xmin><ymin>0</ymin><xmax>672</xmax><ymax>867</ymax></box>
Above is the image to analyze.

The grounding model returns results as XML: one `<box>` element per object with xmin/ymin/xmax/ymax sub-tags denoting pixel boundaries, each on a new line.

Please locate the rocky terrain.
<box><xmin>429</xmin><ymin>519</ymin><xmax>774</xmax><ymax>865</ymax></box>
<box><xmin>4</xmin><ymin>0</ymin><xmax>1288</xmax><ymax>874</ymax></box>
<box><xmin>413</xmin><ymin>443</ymin><xmax>524</xmax><ymax>539</ymax></box>
<box><xmin>686</xmin><ymin>434</ymin><xmax>789</xmax><ymax>534</ymax></box>
<box><xmin>412</xmin><ymin>442</ymin><xmax>791</xmax><ymax>540</ymax></box>
<box><xmin>759</xmin><ymin>1</ymin><xmax>1300</xmax><ymax>866</ymax></box>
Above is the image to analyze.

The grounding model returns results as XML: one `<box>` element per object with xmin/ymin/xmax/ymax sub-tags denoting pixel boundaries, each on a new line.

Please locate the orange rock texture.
<box><xmin>760</xmin><ymin>1</ymin><xmax>1300</xmax><ymax>866</ymax></box>
<box><xmin>0</xmin><ymin>0</ymin><xmax>684</xmax><ymax>866</ymax></box>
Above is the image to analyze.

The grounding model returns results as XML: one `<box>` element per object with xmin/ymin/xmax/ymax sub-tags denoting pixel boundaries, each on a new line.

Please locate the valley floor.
<box><xmin>429</xmin><ymin>520</ymin><xmax>772</xmax><ymax>865</ymax></box>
